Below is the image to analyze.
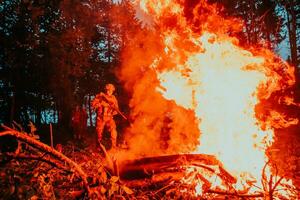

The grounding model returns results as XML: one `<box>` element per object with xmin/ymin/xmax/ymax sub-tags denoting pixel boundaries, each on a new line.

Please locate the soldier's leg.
<box><xmin>108</xmin><ymin>119</ymin><xmax>117</xmax><ymax>148</ymax></box>
<box><xmin>96</xmin><ymin>119</ymin><xmax>105</xmax><ymax>146</ymax></box>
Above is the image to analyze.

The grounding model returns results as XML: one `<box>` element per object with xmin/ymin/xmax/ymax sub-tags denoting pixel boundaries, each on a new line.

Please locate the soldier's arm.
<box><xmin>112</xmin><ymin>96</ymin><xmax>119</xmax><ymax>115</ymax></box>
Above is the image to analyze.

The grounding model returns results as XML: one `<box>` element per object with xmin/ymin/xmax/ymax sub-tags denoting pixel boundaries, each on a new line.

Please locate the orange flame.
<box><xmin>119</xmin><ymin>0</ymin><xmax>297</xmax><ymax>196</ymax></box>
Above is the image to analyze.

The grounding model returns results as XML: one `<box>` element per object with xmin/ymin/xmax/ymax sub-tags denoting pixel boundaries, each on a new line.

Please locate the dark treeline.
<box><xmin>216</xmin><ymin>0</ymin><xmax>300</xmax><ymax>67</ymax></box>
<box><xmin>0</xmin><ymin>0</ymin><xmax>141</xmax><ymax>136</ymax></box>
<box><xmin>0</xmin><ymin>0</ymin><xmax>299</xmax><ymax>137</ymax></box>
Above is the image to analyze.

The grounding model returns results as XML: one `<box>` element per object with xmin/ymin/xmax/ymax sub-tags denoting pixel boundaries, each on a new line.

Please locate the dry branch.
<box><xmin>99</xmin><ymin>143</ymin><xmax>114</xmax><ymax>175</ymax></box>
<box><xmin>0</xmin><ymin>126</ymin><xmax>91</xmax><ymax>196</ymax></box>
<box><xmin>0</xmin><ymin>152</ymin><xmax>70</xmax><ymax>172</ymax></box>
<box><xmin>206</xmin><ymin>189</ymin><xmax>264</xmax><ymax>198</ymax></box>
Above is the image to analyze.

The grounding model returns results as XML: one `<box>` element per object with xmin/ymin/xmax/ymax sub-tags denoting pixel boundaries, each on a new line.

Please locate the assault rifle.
<box><xmin>101</xmin><ymin>93</ymin><xmax>128</xmax><ymax>120</ymax></box>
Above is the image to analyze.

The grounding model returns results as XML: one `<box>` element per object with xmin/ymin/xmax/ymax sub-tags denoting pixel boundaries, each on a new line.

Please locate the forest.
<box><xmin>0</xmin><ymin>0</ymin><xmax>300</xmax><ymax>199</ymax></box>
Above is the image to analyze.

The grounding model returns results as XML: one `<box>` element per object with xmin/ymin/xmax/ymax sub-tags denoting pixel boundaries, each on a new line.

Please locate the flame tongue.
<box><xmin>156</xmin><ymin>31</ymin><xmax>272</xmax><ymax>186</ymax></box>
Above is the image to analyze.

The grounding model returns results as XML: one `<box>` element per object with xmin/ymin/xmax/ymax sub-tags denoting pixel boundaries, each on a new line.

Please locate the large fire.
<box><xmin>118</xmin><ymin>0</ymin><xmax>297</xmax><ymax>197</ymax></box>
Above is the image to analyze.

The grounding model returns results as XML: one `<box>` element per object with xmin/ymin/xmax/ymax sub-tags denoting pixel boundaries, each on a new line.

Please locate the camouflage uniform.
<box><xmin>92</xmin><ymin>84</ymin><xmax>118</xmax><ymax>148</ymax></box>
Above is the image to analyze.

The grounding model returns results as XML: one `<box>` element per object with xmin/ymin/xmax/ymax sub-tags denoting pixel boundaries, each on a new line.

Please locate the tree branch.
<box><xmin>0</xmin><ymin>126</ymin><xmax>91</xmax><ymax>196</ymax></box>
<box><xmin>206</xmin><ymin>189</ymin><xmax>264</xmax><ymax>198</ymax></box>
<box><xmin>0</xmin><ymin>152</ymin><xmax>71</xmax><ymax>173</ymax></box>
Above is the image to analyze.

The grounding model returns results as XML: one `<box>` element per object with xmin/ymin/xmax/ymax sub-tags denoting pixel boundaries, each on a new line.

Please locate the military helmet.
<box><xmin>105</xmin><ymin>83</ymin><xmax>115</xmax><ymax>92</ymax></box>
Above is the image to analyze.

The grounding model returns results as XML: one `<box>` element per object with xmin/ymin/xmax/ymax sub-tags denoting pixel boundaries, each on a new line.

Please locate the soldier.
<box><xmin>92</xmin><ymin>83</ymin><xmax>119</xmax><ymax>148</ymax></box>
<box><xmin>71</xmin><ymin>105</ymin><xmax>87</xmax><ymax>140</ymax></box>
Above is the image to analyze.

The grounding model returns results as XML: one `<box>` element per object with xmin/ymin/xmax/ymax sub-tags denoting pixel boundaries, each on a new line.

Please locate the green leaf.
<box><xmin>30</xmin><ymin>195</ymin><xmax>39</xmax><ymax>200</ymax></box>
<box><xmin>9</xmin><ymin>185</ymin><xmax>15</xmax><ymax>195</ymax></box>
<box><xmin>33</xmin><ymin>135</ymin><xmax>40</xmax><ymax>140</ymax></box>
<box><xmin>110</xmin><ymin>176</ymin><xmax>119</xmax><ymax>183</ymax></box>
<box><xmin>100</xmin><ymin>171</ymin><xmax>107</xmax><ymax>183</ymax></box>
<box><xmin>110</xmin><ymin>183</ymin><xmax>119</xmax><ymax>194</ymax></box>
<box><xmin>33</xmin><ymin>172</ymin><xmax>39</xmax><ymax>177</ymax></box>
<box><xmin>100</xmin><ymin>186</ymin><xmax>106</xmax><ymax>194</ymax></box>
<box><xmin>122</xmin><ymin>185</ymin><xmax>134</xmax><ymax>195</ymax></box>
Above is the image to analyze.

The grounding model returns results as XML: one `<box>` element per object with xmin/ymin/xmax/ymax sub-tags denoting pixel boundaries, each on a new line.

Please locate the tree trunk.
<box><xmin>88</xmin><ymin>95</ymin><xmax>93</xmax><ymax>127</ymax></box>
<box><xmin>107</xmin><ymin>1</ymin><xmax>112</xmax><ymax>65</ymax></box>
<box><xmin>9</xmin><ymin>92</ymin><xmax>15</xmax><ymax>125</ymax></box>
<box><xmin>285</xmin><ymin>1</ymin><xmax>298</xmax><ymax>67</ymax></box>
<box><xmin>108</xmin><ymin>28</ymin><xmax>111</xmax><ymax>64</ymax></box>
<box><xmin>36</xmin><ymin>103</ymin><xmax>41</xmax><ymax>126</ymax></box>
<box><xmin>56</xmin><ymin>101</ymin><xmax>60</xmax><ymax>125</ymax></box>
<box><xmin>60</xmin><ymin>106</ymin><xmax>72</xmax><ymax>133</ymax></box>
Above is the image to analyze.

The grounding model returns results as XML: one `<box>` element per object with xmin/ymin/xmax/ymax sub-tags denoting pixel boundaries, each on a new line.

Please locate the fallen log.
<box><xmin>118</xmin><ymin>154</ymin><xmax>273</xmax><ymax>198</ymax></box>
<box><xmin>119</xmin><ymin>154</ymin><xmax>236</xmax><ymax>186</ymax></box>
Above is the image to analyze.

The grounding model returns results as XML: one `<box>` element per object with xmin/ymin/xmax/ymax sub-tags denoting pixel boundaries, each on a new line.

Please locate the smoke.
<box><xmin>116</xmin><ymin>21</ymin><xmax>200</xmax><ymax>158</ymax></box>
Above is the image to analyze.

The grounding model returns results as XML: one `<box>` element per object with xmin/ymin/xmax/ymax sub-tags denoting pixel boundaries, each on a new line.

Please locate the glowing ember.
<box><xmin>119</xmin><ymin>0</ymin><xmax>298</xmax><ymax>197</ymax></box>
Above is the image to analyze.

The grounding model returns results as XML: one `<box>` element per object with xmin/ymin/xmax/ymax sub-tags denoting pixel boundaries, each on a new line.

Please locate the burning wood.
<box><xmin>119</xmin><ymin>154</ymin><xmax>239</xmax><ymax>196</ymax></box>
<box><xmin>119</xmin><ymin>154</ymin><xmax>234</xmax><ymax>182</ymax></box>
<box><xmin>117</xmin><ymin>0</ymin><xmax>298</xmax><ymax>198</ymax></box>
<box><xmin>118</xmin><ymin>154</ymin><xmax>296</xmax><ymax>198</ymax></box>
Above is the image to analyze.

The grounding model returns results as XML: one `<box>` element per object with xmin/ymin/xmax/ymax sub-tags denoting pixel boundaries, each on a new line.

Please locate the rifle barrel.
<box><xmin>102</xmin><ymin>94</ymin><xmax>128</xmax><ymax>120</ymax></box>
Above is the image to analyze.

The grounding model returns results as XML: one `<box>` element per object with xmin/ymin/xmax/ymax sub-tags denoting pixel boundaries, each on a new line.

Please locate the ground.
<box><xmin>0</xmin><ymin>127</ymin><xmax>299</xmax><ymax>199</ymax></box>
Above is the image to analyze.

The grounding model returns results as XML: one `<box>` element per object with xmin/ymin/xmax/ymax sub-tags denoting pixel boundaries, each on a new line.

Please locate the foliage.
<box><xmin>0</xmin><ymin>0</ymin><xmax>141</xmax><ymax>131</ymax></box>
<box><xmin>212</xmin><ymin>0</ymin><xmax>285</xmax><ymax>47</ymax></box>
<box><xmin>0</xmin><ymin>0</ymin><xmax>297</xmax><ymax>136</ymax></box>
<box><xmin>276</xmin><ymin>0</ymin><xmax>300</xmax><ymax>67</ymax></box>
